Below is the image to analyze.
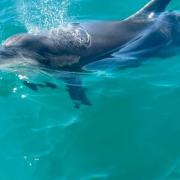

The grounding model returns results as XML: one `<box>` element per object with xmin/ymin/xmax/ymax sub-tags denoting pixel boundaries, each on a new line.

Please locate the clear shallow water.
<box><xmin>1</xmin><ymin>0</ymin><xmax>180</xmax><ymax>179</ymax></box>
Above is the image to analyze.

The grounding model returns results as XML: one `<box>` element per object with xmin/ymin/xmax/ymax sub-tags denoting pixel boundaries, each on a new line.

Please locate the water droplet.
<box><xmin>21</xmin><ymin>94</ymin><xmax>27</xmax><ymax>99</ymax></box>
<box><xmin>13</xmin><ymin>87</ymin><xmax>17</xmax><ymax>93</ymax></box>
<box><xmin>23</xmin><ymin>156</ymin><xmax>27</xmax><ymax>160</ymax></box>
<box><xmin>29</xmin><ymin>163</ymin><xmax>32</xmax><ymax>167</ymax></box>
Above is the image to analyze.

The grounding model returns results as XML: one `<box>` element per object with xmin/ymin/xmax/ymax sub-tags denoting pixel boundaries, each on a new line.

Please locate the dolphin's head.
<box><xmin>0</xmin><ymin>34</ymin><xmax>44</xmax><ymax>67</ymax></box>
<box><xmin>1</xmin><ymin>33</ymin><xmax>55</xmax><ymax>62</ymax></box>
<box><xmin>0</xmin><ymin>34</ymin><xmax>24</xmax><ymax>59</ymax></box>
<box><xmin>0</xmin><ymin>34</ymin><xmax>31</xmax><ymax>60</ymax></box>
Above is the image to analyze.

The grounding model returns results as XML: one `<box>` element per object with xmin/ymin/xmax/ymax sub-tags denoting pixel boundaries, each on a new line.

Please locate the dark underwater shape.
<box><xmin>23</xmin><ymin>80</ymin><xmax>58</xmax><ymax>91</ymax></box>
<box><xmin>0</xmin><ymin>0</ymin><xmax>177</xmax><ymax>107</ymax></box>
<box><xmin>23</xmin><ymin>81</ymin><xmax>38</xmax><ymax>91</ymax></box>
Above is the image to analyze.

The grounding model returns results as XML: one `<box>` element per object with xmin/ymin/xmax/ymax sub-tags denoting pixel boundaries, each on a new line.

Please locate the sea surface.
<box><xmin>0</xmin><ymin>0</ymin><xmax>180</xmax><ymax>179</ymax></box>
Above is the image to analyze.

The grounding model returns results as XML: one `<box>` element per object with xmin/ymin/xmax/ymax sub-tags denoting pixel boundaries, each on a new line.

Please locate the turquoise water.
<box><xmin>1</xmin><ymin>0</ymin><xmax>180</xmax><ymax>179</ymax></box>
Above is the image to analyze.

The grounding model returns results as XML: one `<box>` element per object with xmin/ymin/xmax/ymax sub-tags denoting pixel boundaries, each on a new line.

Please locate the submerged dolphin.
<box><xmin>0</xmin><ymin>0</ymin><xmax>177</xmax><ymax>107</ymax></box>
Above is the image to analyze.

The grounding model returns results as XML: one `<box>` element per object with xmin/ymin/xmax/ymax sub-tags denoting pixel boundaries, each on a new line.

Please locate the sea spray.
<box><xmin>18</xmin><ymin>0</ymin><xmax>70</xmax><ymax>33</ymax></box>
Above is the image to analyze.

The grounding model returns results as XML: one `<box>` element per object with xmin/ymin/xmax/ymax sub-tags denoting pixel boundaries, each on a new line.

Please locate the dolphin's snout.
<box><xmin>4</xmin><ymin>35</ymin><xmax>22</xmax><ymax>47</ymax></box>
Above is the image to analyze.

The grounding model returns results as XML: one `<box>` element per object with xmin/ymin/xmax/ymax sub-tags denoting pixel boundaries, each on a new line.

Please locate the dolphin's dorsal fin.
<box><xmin>131</xmin><ymin>0</ymin><xmax>171</xmax><ymax>18</ymax></box>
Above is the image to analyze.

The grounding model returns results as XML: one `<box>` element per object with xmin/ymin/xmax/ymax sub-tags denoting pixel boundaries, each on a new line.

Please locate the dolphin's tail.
<box><xmin>131</xmin><ymin>0</ymin><xmax>172</xmax><ymax>18</ymax></box>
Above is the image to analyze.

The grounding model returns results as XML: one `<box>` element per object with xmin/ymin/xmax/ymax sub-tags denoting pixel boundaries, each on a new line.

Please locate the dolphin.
<box><xmin>0</xmin><ymin>0</ymin><xmax>176</xmax><ymax>107</ymax></box>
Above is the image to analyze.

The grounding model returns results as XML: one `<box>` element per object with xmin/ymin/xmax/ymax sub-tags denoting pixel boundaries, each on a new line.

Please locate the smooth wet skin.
<box><xmin>0</xmin><ymin>0</ymin><xmax>174</xmax><ymax>71</ymax></box>
<box><xmin>0</xmin><ymin>0</ymin><xmax>178</xmax><ymax>106</ymax></box>
<box><xmin>1</xmin><ymin>0</ymin><xmax>176</xmax><ymax>71</ymax></box>
<box><xmin>1</xmin><ymin>19</ymin><xmax>153</xmax><ymax>71</ymax></box>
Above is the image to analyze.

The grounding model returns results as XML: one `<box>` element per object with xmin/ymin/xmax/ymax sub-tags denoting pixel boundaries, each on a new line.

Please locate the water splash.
<box><xmin>18</xmin><ymin>0</ymin><xmax>70</xmax><ymax>33</ymax></box>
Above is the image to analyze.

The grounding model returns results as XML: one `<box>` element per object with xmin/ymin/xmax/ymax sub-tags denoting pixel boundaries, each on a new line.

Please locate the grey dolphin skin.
<box><xmin>0</xmin><ymin>0</ymin><xmax>177</xmax><ymax>107</ymax></box>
